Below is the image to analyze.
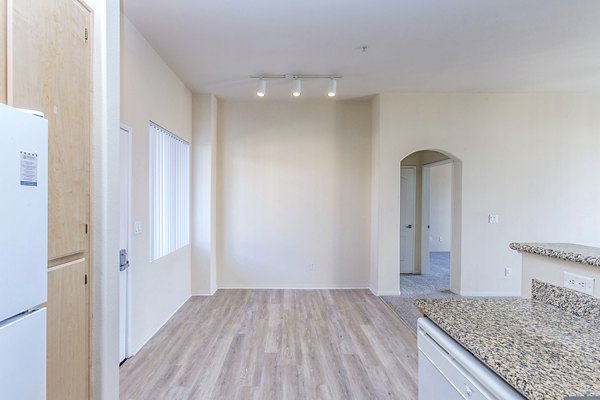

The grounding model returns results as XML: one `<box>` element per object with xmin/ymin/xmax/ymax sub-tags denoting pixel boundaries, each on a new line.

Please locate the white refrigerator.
<box><xmin>0</xmin><ymin>104</ymin><xmax>48</xmax><ymax>399</ymax></box>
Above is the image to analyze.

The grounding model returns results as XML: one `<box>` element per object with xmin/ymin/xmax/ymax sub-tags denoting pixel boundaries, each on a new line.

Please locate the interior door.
<box><xmin>400</xmin><ymin>167</ymin><xmax>416</xmax><ymax>273</ymax></box>
<box><xmin>119</xmin><ymin>126</ymin><xmax>131</xmax><ymax>363</ymax></box>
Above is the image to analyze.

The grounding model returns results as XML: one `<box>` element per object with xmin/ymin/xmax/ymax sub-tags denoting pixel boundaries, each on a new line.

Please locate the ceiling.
<box><xmin>122</xmin><ymin>0</ymin><xmax>600</xmax><ymax>100</ymax></box>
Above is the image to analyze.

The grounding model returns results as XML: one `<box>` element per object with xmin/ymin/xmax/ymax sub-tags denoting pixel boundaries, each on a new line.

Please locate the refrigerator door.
<box><xmin>0</xmin><ymin>104</ymin><xmax>48</xmax><ymax>322</ymax></box>
<box><xmin>0</xmin><ymin>308</ymin><xmax>46</xmax><ymax>400</ymax></box>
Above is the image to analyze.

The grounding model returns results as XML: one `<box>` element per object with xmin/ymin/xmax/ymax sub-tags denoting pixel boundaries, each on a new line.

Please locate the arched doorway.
<box><xmin>399</xmin><ymin>150</ymin><xmax>462</xmax><ymax>296</ymax></box>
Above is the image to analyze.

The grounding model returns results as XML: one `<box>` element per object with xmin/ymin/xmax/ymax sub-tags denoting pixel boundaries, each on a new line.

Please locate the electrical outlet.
<box><xmin>438</xmin><ymin>236</ymin><xmax>443</xmax><ymax>242</ymax></box>
<box><xmin>488</xmin><ymin>214</ymin><xmax>499</xmax><ymax>224</ymax></box>
<box><xmin>564</xmin><ymin>272</ymin><xmax>594</xmax><ymax>296</ymax></box>
<box><xmin>504</xmin><ymin>267</ymin><xmax>512</xmax><ymax>278</ymax></box>
<box><xmin>134</xmin><ymin>221</ymin><xmax>143</xmax><ymax>235</ymax></box>
<box><xmin>309</xmin><ymin>263</ymin><xmax>315</xmax><ymax>272</ymax></box>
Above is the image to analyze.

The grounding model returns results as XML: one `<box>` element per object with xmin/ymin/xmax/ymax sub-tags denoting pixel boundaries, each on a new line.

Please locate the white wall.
<box><xmin>370</xmin><ymin>96</ymin><xmax>381</xmax><ymax>293</ymax></box>
<box><xmin>191</xmin><ymin>94</ymin><xmax>219</xmax><ymax>294</ymax></box>
<box><xmin>121</xmin><ymin>15</ymin><xmax>192</xmax><ymax>353</ymax></box>
<box><xmin>88</xmin><ymin>0</ymin><xmax>120</xmax><ymax>399</ymax></box>
<box><xmin>373</xmin><ymin>94</ymin><xmax>600</xmax><ymax>296</ymax></box>
<box><xmin>218</xmin><ymin>100</ymin><xmax>372</xmax><ymax>288</ymax></box>
<box><xmin>521</xmin><ymin>254</ymin><xmax>600</xmax><ymax>298</ymax></box>
<box><xmin>429</xmin><ymin>163</ymin><xmax>452</xmax><ymax>252</ymax></box>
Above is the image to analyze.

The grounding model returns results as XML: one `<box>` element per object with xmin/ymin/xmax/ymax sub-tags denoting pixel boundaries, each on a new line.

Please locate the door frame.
<box><xmin>420</xmin><ymin>159</ymin><xmax>454</xmax><ymax>275</ymax></box>
<box><xmin>400</xmin><ymin>166</ymin><xmax>417</xmax><ymax>274</ymax></box>
<box><xmin>120</xmin><ymin>123</ymin><xmax>133</xmax><ymax>361</ymax></box>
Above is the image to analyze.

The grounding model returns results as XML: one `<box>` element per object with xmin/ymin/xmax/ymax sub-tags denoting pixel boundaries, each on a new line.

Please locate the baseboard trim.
<box><xmin>217</xmin><ymin>284</ymin><xmax>370</xmax><ymax>290</ymax></box>
<box><xmin>459</xmin><ymin>291</ymin><xmax>520</xmax><ymax>297</ymax></box>
<box><xmin>376</xmin><ymin>290</ymin><xmax>401</xmax><ymax>296</ymax></box>
<box><xmin>131</xmin><ymin>294</ymin><xmax>191</xmax><ymax>356</ymax></box>
<box><xmin>192</xmin><ymin>288</ymin><xmax>218</xmax><ymax>296</ymax></box>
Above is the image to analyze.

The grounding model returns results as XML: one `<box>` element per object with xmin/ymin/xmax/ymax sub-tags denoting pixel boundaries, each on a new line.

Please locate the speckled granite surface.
<box><xmin>415</xmin><ymin>296</ymin><xmax>600</xmax><ymax>400</ymax></box>
<box><xmin>510</xmin><ymin>242</ymin><xmax>600</xmax><ymax>267</ymax></box>
<box><xmin>532</xmin><ymin>279</ymin><xmax>600</xmax><ymax>322</ymax></box>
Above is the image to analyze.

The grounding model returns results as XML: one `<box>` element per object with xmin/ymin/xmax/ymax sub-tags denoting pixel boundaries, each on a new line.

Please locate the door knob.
<box><xmin>406</xmin><ymin>224</ymin><xmax>413</xmax><ymax>229</ymax></box>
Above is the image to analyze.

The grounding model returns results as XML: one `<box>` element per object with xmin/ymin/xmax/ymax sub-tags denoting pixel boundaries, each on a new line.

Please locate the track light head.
<box><xmin>257</xmin><ymin>78</ymin><xmax>266</xmax><ymax>97</ymax></box>
<box><xmin>292</xmin><ymin>79</ymin><xmax>302</xmax><ymax>97</ymax></box>
<box><xmin>251</xmin><ymin>74</ymin><xmax>341</xmax><ymax>97</ymax></box>
<box><xmin>327</xmin><ymin>79</ymin><xmax>337</xmax><ymax>97</ymax></box>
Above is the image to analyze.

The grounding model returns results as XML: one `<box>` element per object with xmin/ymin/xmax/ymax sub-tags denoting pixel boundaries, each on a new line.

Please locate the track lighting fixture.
<box><xmin>327</xmin><ymin>79</ymin><xmax>337</xmax><ymax>97</ymax></box>
<box><xmin>256</xmin><ymin>78</ymin><xmax>266</xmax><ymax>97</ymax></box>
<box><xmin>292</xmin><ymin>79</ymin><xmax>302</xmax><ymax>97</ymax></box>
<box><xmin>250</xmin><ymin>74</ymin><xmax>342</xmax><ymax>98</ymax></box>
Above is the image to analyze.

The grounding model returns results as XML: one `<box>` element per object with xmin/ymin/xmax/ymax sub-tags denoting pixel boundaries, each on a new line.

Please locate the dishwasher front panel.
<box><xmin>417</xmin><ymin>317</ymin><xmax>524</xmax><ymax>400</ymax></box>
<box><xmin>419</xmin><ymin>348</ymin><xmax>467</xmax><ymax>400</ymax></box>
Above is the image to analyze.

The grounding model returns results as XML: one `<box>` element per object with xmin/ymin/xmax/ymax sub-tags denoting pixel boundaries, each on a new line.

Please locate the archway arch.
<box><xmin>398</xmin><ymin>149</ymin><xmax>462</xmax><ymax>294</ymax></box>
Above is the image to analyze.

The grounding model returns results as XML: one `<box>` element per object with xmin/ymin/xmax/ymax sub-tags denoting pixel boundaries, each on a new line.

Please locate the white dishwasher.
<box><xmin>417</xmin><ymin>318</ymin><xmax>524</xmax><ymax>400</ymax></box>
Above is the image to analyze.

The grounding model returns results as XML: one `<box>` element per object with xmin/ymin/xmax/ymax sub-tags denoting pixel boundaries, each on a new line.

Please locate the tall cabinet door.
<box><xmin>0</xmin><ymin>0</ymin><xmax>6</xmax><ymax>103</ymax></box>
<box><xmin>47</xmin><ymin>259</ymin><xmax>89</xmax><ymax>400</ymax></box>
<box><xmin>7</xmin><ymin>1</ymin><xmax>92</xmax><ymax>399</ymax></box>
<box><xmin>9</xmin><ymin>0</ymin><xmax>91</xmax><ymax>261</ymax></box>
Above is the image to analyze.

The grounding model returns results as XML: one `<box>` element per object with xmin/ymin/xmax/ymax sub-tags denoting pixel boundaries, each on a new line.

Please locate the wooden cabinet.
<box><xmin>0</xmin><ymin>0</ymin><xmax>6</xmax><ymax>103</ymax></box>
<box><xmin>9</xmin><ymin>0</ymin><xmax>91</xmax><ymax>261</ymax></box>
<box><xmin>47</xmin><ymin>259</ymin><xmax>89</xmax><ymax>399</ymax></box>
<box><xmin>6</xmin><ymin>0</ymin><xmax>93</xmax><ymax>399</ymax></box>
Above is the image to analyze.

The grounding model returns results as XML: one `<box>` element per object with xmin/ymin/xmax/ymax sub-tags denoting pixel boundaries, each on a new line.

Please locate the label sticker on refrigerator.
<box><xmin>20</xmin><ymin>151</ymin><xmax>38</xmax><ymax>187</ymax></box>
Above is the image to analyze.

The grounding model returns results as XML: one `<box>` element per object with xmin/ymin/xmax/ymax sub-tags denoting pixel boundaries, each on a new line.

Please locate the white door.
<box><xmin>400</xmin><ymin>167</ymin><xmax>416</xmax><ymax>273</ymax></box>
<box><xmin>119</xmin><ymin>126</ymin><xmax>131</xmax><ymax>363</ymax></box>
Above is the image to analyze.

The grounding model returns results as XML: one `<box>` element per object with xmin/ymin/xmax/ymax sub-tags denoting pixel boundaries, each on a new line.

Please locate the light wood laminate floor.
<box><xmin>120</xmin><ymin>289</ymin><xmax>418</xmax><ymax>400</ymax></box>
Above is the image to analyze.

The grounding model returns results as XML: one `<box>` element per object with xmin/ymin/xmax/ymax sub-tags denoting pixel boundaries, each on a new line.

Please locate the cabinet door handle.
<box><xmin>406</xmin><ymin>224</ymin><xmax>413</xmax><ymax>229</ymax></box>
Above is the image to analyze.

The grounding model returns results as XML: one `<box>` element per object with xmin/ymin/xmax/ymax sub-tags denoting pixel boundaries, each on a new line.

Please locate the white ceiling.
<box><xmin>122</xmin><ymin>0</ymin><xmax>600</xmax><ymax>100</ymax></box>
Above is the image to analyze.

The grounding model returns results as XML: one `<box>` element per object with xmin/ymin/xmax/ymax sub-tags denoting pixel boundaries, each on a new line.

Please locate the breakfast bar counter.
<box><xmin>415</xmin><ymin>280</ymin><xmax>600</xmax><ymax>400</ymax></box>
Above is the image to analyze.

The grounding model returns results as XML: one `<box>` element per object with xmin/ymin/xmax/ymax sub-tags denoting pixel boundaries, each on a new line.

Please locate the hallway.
<box><xmin>383</xmin><ymin>252</ymin><xmax>458</xmax><ymax>332</ymax></box>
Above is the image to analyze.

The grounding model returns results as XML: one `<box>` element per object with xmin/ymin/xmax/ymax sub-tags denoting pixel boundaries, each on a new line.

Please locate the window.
<box><xmin>149</xmin><ymin>121</ymin><xmax>190</xmax><ymax>261</ymax></box>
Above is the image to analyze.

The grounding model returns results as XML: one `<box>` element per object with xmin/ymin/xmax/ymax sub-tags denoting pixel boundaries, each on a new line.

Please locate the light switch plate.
<box><xmin>134</xmin><ymin>221</ymin><xmax>143</xmax><ymax>235</ymax></box>
<box><xmin>488</xmin><ymin>214</ymin><xmax>499</xmax><ymax>224</ymax></box>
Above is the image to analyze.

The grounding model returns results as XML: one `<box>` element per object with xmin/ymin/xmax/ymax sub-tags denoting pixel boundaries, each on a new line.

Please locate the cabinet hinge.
<box><xmin>84</xmin><ymin>28</ymin><xmax>88</xmax><ymax>42</ymax></box>
<box><xmin>85</xmin><ymin>224</ymin><xmax>88</xmax><ymax>234</ymax></box>
<box><xmin>84</xmin><ymin>274</ymin><xmax>88</xmax><ymax>285</ymax></box>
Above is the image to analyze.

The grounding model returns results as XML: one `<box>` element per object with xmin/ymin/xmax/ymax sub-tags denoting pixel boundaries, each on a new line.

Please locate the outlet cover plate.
<box><xmin>564</xmin><ymin>272</ymin><xmax>594</xmax><ymax>296</ymax></box>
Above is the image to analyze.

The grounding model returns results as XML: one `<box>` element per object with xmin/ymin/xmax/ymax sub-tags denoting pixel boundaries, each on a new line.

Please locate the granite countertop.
<box><xmin>414</xmin><ymin>281</ymin><xmax>600</xmax><ymax>400</ymax></box>
<box><xmin>510</xmin><ymin>242</ymin><xmax>600</xmax><ymax>267</ymax></box>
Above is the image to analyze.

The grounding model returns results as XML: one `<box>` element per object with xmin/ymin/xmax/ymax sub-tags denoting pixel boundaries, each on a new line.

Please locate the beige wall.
<box><xmin>217</xmin><ymin>100</ymin><xmax>372</xmax><ymax>288</ymax></box>
<box><xmin>521</xmin><ymin>254</ymin><xmax>600</xmax><ymax>298</ymax></box>
<box><xmin>373</xmin><ymin>93</ymin><xmax>600</xmax><ymax>296</ymax></box>
<box><xmin>121</xmin><ymin>16</ymin><xmax>193</xmax><ymax>353</ymax></box>
<box><xmin>191</xmin><ymin>94</ymin><xmax>219</xmax><ymax>294</ymax></box>
<box><xmin>370</xmin><ymin>96</ymin><xmax>381</xmax><ymax>293</ymax></box>
<box><xmin>429</xmin><ymin>163</ymin><xmax>452</xmax><ymax>252</ymax></box>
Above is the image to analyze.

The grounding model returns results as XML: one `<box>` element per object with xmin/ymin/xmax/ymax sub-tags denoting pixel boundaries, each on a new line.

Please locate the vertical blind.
<box><xmin>149</xmin><ymin>121</ymin><xmax>190</xmax><ymax>261</ymax></box>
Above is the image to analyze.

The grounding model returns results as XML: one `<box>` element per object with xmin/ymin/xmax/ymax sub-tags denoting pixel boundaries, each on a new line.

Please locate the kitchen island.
<box><xmin>510</xmin><ymin>242</ymin><xmax>600</xmax><ymax>298</ymax></box>
<box><xmin>415</xmin><ymin>279</ymin><xmax>600</xmax><ymax>400</ymax></box>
